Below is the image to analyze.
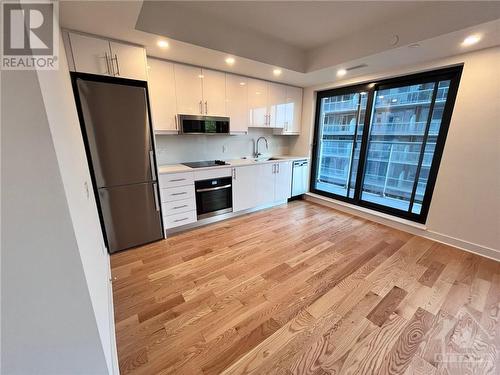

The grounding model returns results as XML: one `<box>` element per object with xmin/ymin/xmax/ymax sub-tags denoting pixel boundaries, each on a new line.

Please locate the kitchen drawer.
<box><xmin>162</xmin><ymin>197</ymin><xmax>196</xmax><ymax>216</ymax></box>
<box><xmin>194</xmin><ymin>167</ymin><xmax>232</xmax><ymax>181</ymax></box>
<box><xmin>160</xmin><ymin>185</ymin><xmax>195</xmax><ymax>202</ymax></box>
<box><xmin>163</xmin><ymin>210</ymin><xmax>197</xmax><ymax>229</ymax></box>
<box><xmin>159</xmin><ymin>171</ymin><xmax>194</xmax><ymax>188</ymax></box>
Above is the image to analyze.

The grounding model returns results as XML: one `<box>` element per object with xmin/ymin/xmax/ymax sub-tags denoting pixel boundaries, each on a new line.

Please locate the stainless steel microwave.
<box><xmin>178</xmin><ymin>115</ymin><xmax>230</xmax><ymax>134</ymax></box>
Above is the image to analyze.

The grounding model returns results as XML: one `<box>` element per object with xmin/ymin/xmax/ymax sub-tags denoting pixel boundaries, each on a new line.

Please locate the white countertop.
<box><xmin>158</xmin><ymin>155</ymin><xmax>309</xmax><ymax>174</ymax></box>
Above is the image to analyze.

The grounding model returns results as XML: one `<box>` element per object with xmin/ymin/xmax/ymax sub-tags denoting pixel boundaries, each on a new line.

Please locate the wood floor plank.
<box><xmin>367</xmin><ymin>286</ymin><xmax>408</xmax><ymax>326</ymax></box>
<box><xmin>379</xmin><ymin>307</ymin><xmax>435</xmax><ymax>374</ymax></box>
<box><xmin>110</xmin><ymin>200</ymin><xmax>499</xmax><ymax>375</ymax></box>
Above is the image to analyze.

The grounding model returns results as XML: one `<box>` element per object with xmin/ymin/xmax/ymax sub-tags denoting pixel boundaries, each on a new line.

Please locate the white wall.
<box><xmin>291</xmin><ymin>47</ymin><xmax>500</xmax><ymax>259</ymax></box>
<box><xmin>1</xmin><ymin>69</ymin><xmax>110</xmax><ymax>374</ymax></box>
<box><xmin>35</xmin><ymin>33</ymin><xmax>118</xmax><ymax>373</ymax></box>
<box><xmin>155</xmin><ymin>128</ymin><xmax>294</xmax><ymax>165</ymax></box>
<box><xmin>1</xmin><ymin>25</ymin><xmax>117</xmax><ymax>375</ymax></box>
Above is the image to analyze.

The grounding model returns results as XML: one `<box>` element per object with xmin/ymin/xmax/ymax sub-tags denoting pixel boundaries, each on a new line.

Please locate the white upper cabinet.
<box><xmin>174</xmin><ymin>65</ymin><xmax>226</xmax><ymax>116</ymax></box>
<box><xmin>174</xmin><ymin>64</ymin><xmax>203</xmax><ymax>115</ymax></box>
<box><xmin>247</xmin><ymin>80</ymin><xmax>299</xmax><ymax>132</ymax></box>
<box><xmin>108</xmin><ymin>41</ymin><xmax>147</xmax><ymax>81</ymax></box>
<box><xmin>247</xmin><ymin>78</ymin><xmax>269</xmax><ymax>127</ymax></box>
<box><xmin>284</xmin><ymin>86</ymin><xmax>303</xmax><ymax>134</ymax></box>
<box><xmin>147</xmin><ymin>58</ymin><xmax>178</xmax><ymax>133</ymax></box>
<box><xmin>68</xmin><ymin>32</ymin><xmax>112</xmax><ymax>76</ymax></box>
<box><xmin>202</xmin><ymin>69</ymin><xmax>226</xmax><ymax>116</ymax></box>
<box><xmin>225</xmin><ymin>74</ymin><xmax>248</xmax><ymax>133</ymax></box>
<box><xmin>67</xmin><ymin>32</ymin><xmax>147</xmax><ymax>81</ymax></box>
<box><xmin>268</xmin><ymin>83</ymin><xmax>287</xmax><ymax>129</ymax></box>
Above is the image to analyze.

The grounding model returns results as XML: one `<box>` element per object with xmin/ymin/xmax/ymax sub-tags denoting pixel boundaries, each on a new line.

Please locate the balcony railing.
<box><xmin>322</xmin><ymin>120</ymin><xmax>441</xmax><ymax>136</ymax></box>
<box><xmin>374</xmin><ymin>87</ymin><xmax>448</xmax><ymax>108</ymax></box>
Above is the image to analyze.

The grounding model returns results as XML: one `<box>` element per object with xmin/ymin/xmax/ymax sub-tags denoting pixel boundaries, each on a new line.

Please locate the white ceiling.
<box><xmin>154</xmin><ymin>1</ymin><xmax>422</xmax><ymax>51</ymax></box>
<box><xmin>60</xmin><ymin>1</ymin><xmax>500</xmax><ymax>87</ymax></box>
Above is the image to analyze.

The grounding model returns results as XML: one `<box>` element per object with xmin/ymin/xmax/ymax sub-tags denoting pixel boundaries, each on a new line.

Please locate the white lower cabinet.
<box><xmin>164</xmin><ymin>210</ymin><xmax>197</xmax><ymax>229</ymax></box>
<box><xmin>232</xmin><ymin>165</ymin><xmax>260</xmax><ymax>212</ymax></box>
<box><xmin>159</xmin><ymin>171</ymin><xmax>197</xmax><ymax>229</ymax></box>
<box><xmin>232</xmin><ymin>161</ymin><xmax>292</xmax><ymax>213</ymax></box>
<box><xmin>274</xmin><ymin>161</ymin><xmax>292</xmax><ymax>201</ymax></box>
<box><xmin>257</xmin><ymin>163</ymin><xmax>276</xmax><ymax>206</ymax></box>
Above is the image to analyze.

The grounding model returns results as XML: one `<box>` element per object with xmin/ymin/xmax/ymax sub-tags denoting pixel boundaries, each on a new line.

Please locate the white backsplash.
<box><xmin>155</xmin><ymin>128</ymin><xmax>293</xmax><ymax>165</ymax></box>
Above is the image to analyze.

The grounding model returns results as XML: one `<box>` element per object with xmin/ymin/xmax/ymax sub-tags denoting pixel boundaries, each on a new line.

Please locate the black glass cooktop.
<box><xmin>182</xmin><ymin>160</ymin><xmax>229</xmax><ymax>168</ymax></box>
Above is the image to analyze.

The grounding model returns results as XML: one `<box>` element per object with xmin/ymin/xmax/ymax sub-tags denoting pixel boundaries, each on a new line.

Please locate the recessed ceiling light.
<box><xmin>225</xmin><ymin>57</ymin><xmax>235</xmax><ymax>65</ymax></box>
<box><xmin>273</xmin><ymin>69</ymin><xmax>282</xmax><ymax>76</ymax></box>
<box><xmin>198</xmin><ymin>74</ymin><xmax>204</xmax><ymax>79</ymax></box>
<box><xmin>462</xmin><ymin>34</ymin><xmax>481</xmax><ymax>47</ymax></box>
<box><xmin>408</xmin><ymin>43</ymin><xmax>420</xmax><ymax>48</ymax></box>
<box><xmin>157</xmin><ymin>40</ymin><xmax>169</xmax><ymax>49</ymax></box>
<box><xmin>337</xmin><ymin>69</ymin><xmax>347</xmax><ymax>77</ymax></box>
<box><xmin>239</xmin><ymin>82</ymin><xmax>246</xmax><ymax>86</ymax></box>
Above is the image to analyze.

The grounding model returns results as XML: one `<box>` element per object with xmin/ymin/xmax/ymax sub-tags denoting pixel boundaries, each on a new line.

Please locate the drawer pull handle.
<box><xmin>173</xmin><ymin>205</ymin><xmax>188</xmax><ymax>210</ymax></box>
<box><xmin>169</xmin><ymin>178</ymin><xmax>186</xmax><ymax>182</ymax></box>
<box><xmin>174</xmin><ymin>217</ymin><xmax>189</xmax><ymax>223</ymax></box>
<box><xmin>171</xmin><ymin>192</ymin><xmax>187</xmax><ymax>196</ymax></box>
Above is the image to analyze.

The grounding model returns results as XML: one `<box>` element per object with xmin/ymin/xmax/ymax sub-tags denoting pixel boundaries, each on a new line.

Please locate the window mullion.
<box><xmin>408</xmin><ymin>82</ymin><xmax>439</xmax><ymax>213</ymax></box>
<box><xmin>353</xmin><ymin>89</ymin><xmax>375</xmax><ymax>203</ymax></box>
<box><xmin>345</xmin><ymin>94</ymin><xmax>362</xmax><ymax>198</ymax></box>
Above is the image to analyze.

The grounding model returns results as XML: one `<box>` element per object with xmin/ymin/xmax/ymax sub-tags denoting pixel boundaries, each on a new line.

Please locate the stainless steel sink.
<box><xmin>253</xmin><ymin>157</ymin><xmax>281</xmax><ymax>162</ymax></box>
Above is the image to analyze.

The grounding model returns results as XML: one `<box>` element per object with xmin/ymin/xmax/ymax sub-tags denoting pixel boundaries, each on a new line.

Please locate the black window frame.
<box><xmin>310</xmin><ymin>66</ymin><xmax>463</xmax><ymax>223</ymax></box>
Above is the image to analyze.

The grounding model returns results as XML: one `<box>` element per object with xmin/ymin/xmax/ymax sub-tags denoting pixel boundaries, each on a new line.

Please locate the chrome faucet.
<box><xmin>254</xmin><ymin>136</ymin><xmax>269</xmax><ymax>158</ymax></box>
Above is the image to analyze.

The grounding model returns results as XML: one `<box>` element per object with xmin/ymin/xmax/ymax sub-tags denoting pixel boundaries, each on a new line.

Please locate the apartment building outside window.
<box><xmin>310</xmin><ymin>66</ymin><xmax>462</xmax><ymax>223</ymax></box>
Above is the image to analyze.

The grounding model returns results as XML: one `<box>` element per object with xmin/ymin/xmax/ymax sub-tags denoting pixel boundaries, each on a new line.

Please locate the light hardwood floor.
<box><xmin>111</xmin><ymin>200</ymin><xmax>499</xmax><ymax>374</ymax></box>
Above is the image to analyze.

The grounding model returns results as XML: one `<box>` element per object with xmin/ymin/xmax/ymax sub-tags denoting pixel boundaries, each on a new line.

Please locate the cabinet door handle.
<box><xmin>272</xmin><ymin>164</ymin><xmax>276</xmax><ymax>174</ymax></box>
<box><xmin>277</xmin><ymin>163</ymin><xmax>280</xmax><ymax>173</ymax></box>
<box><xmin>205</xmin><ymin>101</ymin><xmax>208</xmax><ymax>114</ymax></box>
<box><xmin>175</xmin><ymin>115</ymin><xmax>178</xmax><ymax>130</ymax></box>
<box><xmin>104</xmin><ymin>52</ymin><xmax>111</xmax><ymax>75</ymax></box>
<box><xmin>199</xmin><ymin>101</ymin><xmax>203</xmax><ymax>114</ymax></box>
<box><xmin>113</xmin><ymin>54</ymin><xmax>120</xmax><ymax>76</ymax></box>
<box><xmin>174</xmin><ymin>217</ymin><xmax>189</xmax><ymax>223</ymax></box>
<box><xmin>232</xmin><ymin>168</ymin><xmax>236</xmax><ymax>180</ymax></box>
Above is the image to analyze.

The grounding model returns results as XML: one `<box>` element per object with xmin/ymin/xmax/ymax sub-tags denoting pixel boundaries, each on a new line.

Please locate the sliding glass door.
<box><xmin>310</xmin><ymin>67</ymin><xmax>462</xmax><ymax>223</ymax></box>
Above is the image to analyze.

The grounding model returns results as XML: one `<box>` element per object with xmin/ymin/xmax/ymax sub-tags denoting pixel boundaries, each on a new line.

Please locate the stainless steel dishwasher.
<box><xmin>291</xmin><ymin>159</ymin><xmax>309</xmax><ymax>197</ymax></box>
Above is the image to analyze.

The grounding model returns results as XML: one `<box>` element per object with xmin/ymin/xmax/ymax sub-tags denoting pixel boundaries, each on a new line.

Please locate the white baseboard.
<box><xmin>305</xmin><ymin>193</ymin><xmax>500</xmax><ymax>262</ymax></box>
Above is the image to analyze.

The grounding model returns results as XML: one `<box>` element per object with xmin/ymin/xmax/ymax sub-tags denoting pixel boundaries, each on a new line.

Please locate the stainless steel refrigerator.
<box><xmin>73</xmin><ymin>74</ymin><xmax>163</xmax><ymax>253</ymax></box>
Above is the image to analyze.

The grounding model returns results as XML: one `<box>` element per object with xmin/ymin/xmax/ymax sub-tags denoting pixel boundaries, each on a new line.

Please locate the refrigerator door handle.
<box><xmin>153</xmin><ymin>183</ymin><xmax>160</xmax><ymax>212</ymax></box>
<box><xmin>149</xmin><ymin>150</ymin><xmax>157</xmax><ymax>181</ymax></box>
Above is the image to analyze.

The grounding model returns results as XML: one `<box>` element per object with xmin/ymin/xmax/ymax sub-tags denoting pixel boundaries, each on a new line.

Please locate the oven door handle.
<box><xmin>196</xmin><ymin>184</ymin><xmax>232</xmax><ymax>193</ymax></box>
